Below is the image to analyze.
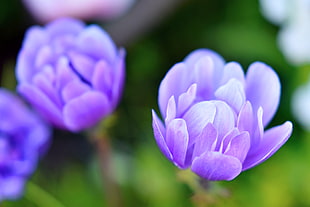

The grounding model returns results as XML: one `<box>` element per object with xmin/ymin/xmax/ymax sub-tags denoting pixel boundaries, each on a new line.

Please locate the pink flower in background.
<box><xmin>23</xmin><ymin>0</ymin><xmax>135</xmax><ymax>22</ymax></box>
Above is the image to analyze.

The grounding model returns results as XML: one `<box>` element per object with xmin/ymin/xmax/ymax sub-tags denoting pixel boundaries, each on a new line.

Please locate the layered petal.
<box><xmin>243</xmin><ymin>121</ymin><xmax>292</xmax><ymax>170</ymax></box>
<box><xmin>166</xmin><ymin>119</ymin><xmax>189</xmax><ymax>168</ymax></box>
<box><xmin>246</xmin><ymin>62</ymin><xmax>280</xmax><ymax>126</ymax></box>
<box><xmin>63</xmin><ymin>91</ymin><xmax>110</xmax><ymax>131</ymax></box>
<box><xmin>191</xmin><ymin>151</ymin><xmax>242</xmax><ymax>181</ymax></box>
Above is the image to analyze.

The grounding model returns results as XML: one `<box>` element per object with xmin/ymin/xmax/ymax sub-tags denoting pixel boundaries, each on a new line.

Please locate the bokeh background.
<box><xmin>0</xmin><ymin>0</ymin><xmax>308</xmax><ymax>206</ymax></box>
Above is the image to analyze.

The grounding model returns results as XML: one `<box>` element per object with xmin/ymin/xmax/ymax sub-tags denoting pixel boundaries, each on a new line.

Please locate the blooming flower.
<box><xmin>0</xmin><ymin>88</ymin><xmax>50</xmax><ymax>201</ymax></box>
<box><xmin>260</xmin><ymin>0</ymin><xmax>310</xmax><ymax>65</ymax></box>
<box><xmin>16</xmin><ymin>18</ymin><xmax>125</xmax><ymax>132</ymax></box>
<box><xmin>23</xmin><ymin>0</ymin><xmax>135</xmax><ymax>23</ymax></box>
<box><xmin>152</xmin><ymin>49</ymin><xmax>292</xmax><ymax>181</ymax></box>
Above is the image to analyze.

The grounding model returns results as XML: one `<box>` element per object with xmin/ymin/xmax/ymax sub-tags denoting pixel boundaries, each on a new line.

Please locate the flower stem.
<box><xmin>25</xmin><ymin>181</ymin><xmax>66</xmax><ymax>207</ymax></box>
<box><xmin>92</xmin><ymin>132</ymin><xmax>122</xmax><ymax>207</ymax></box>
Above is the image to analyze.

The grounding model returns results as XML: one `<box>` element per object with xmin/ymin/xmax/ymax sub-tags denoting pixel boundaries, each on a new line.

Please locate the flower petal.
<box><xmin>220</xmin><ymin>62</ymin><xmax>245</xmax><ymax>86</ymax></box>
<box><xmin>212</xmin><ymin>101</ymin><xmax>236</xmax><ymax>140</ymax></box>
<box><xmin>183</xmin><ymin>101</ymin><xmax>217</xmax><ymax>146</ymax></box>
<box><xmin>17</xmin><ymin>84</ymin><xmax>64</xmax><ymax>128</ymax></box>
<box><xmin>191</xmin><ymin>151</ymin><xmax>242</xmax><ymax>181</ymax></box>
<box><xmin>63</xmin><ymin>91</ymin><xmax>110</xmax><ymax>131</ymax></box>
<box><xmin>158</xmin><ymin>63</ymin><xmax>189</xmax><ymax>117</ymax></box>
<box><xmin>61</xmin><ymin>80</ymin><xmax>91</xmax><ymax>102</ymax></box>
<box><xmin>193</xmin><ymin>56</ymin><xmax>214</xmax><ymax>100</ymax></box>
<box><xmin>166</xmin><ymin>118</ymin><xmax>189</xmax><ymax>168</ymax></box>
<box><xmin>76</xmin><ymin>25</ymin><xmax>117</xmax><ymax>61</ymax></box>
<box><xmin>243</xmin><ymin>121</ymin><xmax>292</xmax><ymax>170</ymax></box>
<box><xmin>215</xmin><ymin>79</ymin><xmax>246</xmax><ymax>112</ymax></box>
<box><xmin>192</xmin><ymin>123</ymin><xmax>218</xmax><ymax>158</ymax></box>
<box><xmin>237</xmin><ymin>101</ymin><xmax>254</xmax><ymax>135</ymax></box>
<box><xmin>246</xmin><ymin>62</ymin><xmax>280</xmax><ymax>126</ymax></box>
<box><xmin>45</xmin><ymin>18</ymin><xmax>84</xmax><ymax>37</ymax></box>
<box><xmin>224</xmin><ymin>131</ymin><xmax>250</xmax><ymax>163</ymax></box>
<box><xmin>165</xmin><ymin>96</ymin><xmax>177</xmax><ymax>125</ymax></box>
<box><xmin>152</xmin><ymin>110</ymin><xmax>173</xmax><ymax>161</ymax></box>
<box><xmin>177</xmin><ymin>83</ymin><xmax>197</xmax><ymax>116</ymax></box>
<box><xmin>67</xmin><ymin>50</ymin><xmax>96</xmax><ymax>83</ymax></box>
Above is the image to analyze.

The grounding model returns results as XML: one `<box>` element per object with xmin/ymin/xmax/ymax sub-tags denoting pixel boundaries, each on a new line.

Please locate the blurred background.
<box><xmin>0</xmin><ymin>0</ymin><xmax>308</xmax><ymax>206</ymax></box>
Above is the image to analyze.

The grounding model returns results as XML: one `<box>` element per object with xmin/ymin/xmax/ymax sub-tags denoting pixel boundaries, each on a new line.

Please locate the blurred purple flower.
<box><xmin>16</xmin><ymin>18</ymin><xmax>125</xmax><ymax>132</ymax></box>
<box><xmin>152</xmin><ymin>49</ymin><xmax>292</xmax><ymax>181</ymax></box>
<box><xmin>0</xmin><ymin>88</ymin><xmax>50</xmax><ymax>201</ymax></box>
<box><xmin>23</xmin><ymin>0</ymin><xmax>135</xmax><ymax>23</ymax></box>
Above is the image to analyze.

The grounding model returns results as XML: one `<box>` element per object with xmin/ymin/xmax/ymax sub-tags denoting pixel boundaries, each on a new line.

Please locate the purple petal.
<box><xmin>152</xmin><ymin>110</ymin><xmax>173</xmax><ymax>161</ymax></box>
<box><xmin>243</xmin><ymin>121</ymin><xmax>293</xmax><ymax>170</ymax></box>
<box><xmin>17</xmin><ymin>84</ymin><xmax>64</xmax><ymax>128</ymax></box>
<box><xmin>63</xmin><ymin>91</ymin><xmax>110</xmax><ymax>131</ymax></box>
<box><xmin>45</xmin><ymin>18</ymin><xmax>84</xmax><ymax>38</ymax></box>
<box><xmin>191</xmin><ymin>151</ymin><xmax>242</xmax><ymax>181</ymax></box>
<box><xmin>61</xmin><ymin>80</ymin><xmax>91</xmax><ymax>103</ymax></box>
<box><xmin>158</xmin><ymin>63</ymin><xmax>189</xmax><ymax>117</ymax></box>
<box><xmin>55</xmin><ymin>56</ymin><xmax>79</xmax><ymax>89</ymax></box>
<box><xmin>224</xmin><ymin>131</ymin><xmax>250</xmax><ymax>163</ymax></box>
<box><xmin>184</xmin><ymin>49</ymin><xmax>225</xmax><ymax>73</ymax></box>
<box><xmin>246</xmin><ymin>62</ymin><xmax>280</xmax><ymax>126</ymax></box>
<box><xmin>193</xmin><ymin>56</ymin><xmax>214</xmax><ymax>100</ymax></box>
<box><xmin>32</xmin><ymin>71</ymin><xmax>62</xmax><ymax>107</ymax></box>
<box><xmin>183</xmin><ymin>101</ymin><xmax>217</xmax><ymax>145</ymax></box>
<box><xmin>34</xmin><ymin>45</ymin><xmax>54</xmax><ymax>69</ymax></box>
<box><xmin>92</xmin><ymin>60</ymin><xmax>112</xmax><ymax>97</ymax></box>
<box><xmin>0</xmin><ymin>177</ymin><xmax>25</xmax><ymax>200</ymax></box>
<box><xmin>192</xmin><ymin>123</ymin><xmax>218</xmax><ymax>158</ymax></box>
<box><xmin>110</xmin><ymin>49</ymin><xmax>126</xmax><ymax>106</ymax></box>
<box><xmin>237</xmin><ymin>101</ymin><xmax>254</xmax><ymax>135</ymax></box>
<box><xmin>166</xmin><ymin>119</ymin><xmax>189</xmax><ymax>168</ymax></box>
<box><xmin>220</xmin><ymin>62</ymin><xmax>245</xmax><ymax>86</ymax></box>
<box><xmin>177</xmin><ymin>83</ymin><xmax>197</xmax><ymax>116</ymax></box>
<box><xmin>251</xmin><ymin>107</ymin><xmax>264</xmax><ymax>149</ymax></box>
<box><xmin>215</xmin><ymin>79</ymin><xmax>246</xmax><ymax>112</ymax></box>
<box><xmin>67</xmin><ymin>51</ymin><xmax>96</xmax><ymax>83</ymax></box>
<box><xmin>212</xmin><ymin>101</ymin><xmax>236</xmax><ymax>140</ymax></box>
<box><xmin>76</xmin><ymin>25</ymin><xmax>117</xmax><ymax>61</ymax></box>
<box><xmin>218</xmin><ymin>128</ymin><xmax>239</xmax><ymax>152</ymax></box>
<box><xmin>165</xmin><ymin>96</ymin><xmax>177</xmax><ymax>125</ymax></box>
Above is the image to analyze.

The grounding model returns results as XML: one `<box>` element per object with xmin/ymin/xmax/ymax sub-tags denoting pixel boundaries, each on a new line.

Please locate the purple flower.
<box><xmin>152</xmin><ymin>49</ymin><xmax>293</xmax><ymax>181</ymax></box>
<box><xmin>0</xmin><ymin>88</ymin><xmax>50</xmax><ymax>201</ymax></box>
<box><xmin>16</xmin><ymin>18</ymin><xmax>125</xmax><ymax>132</ymax></box>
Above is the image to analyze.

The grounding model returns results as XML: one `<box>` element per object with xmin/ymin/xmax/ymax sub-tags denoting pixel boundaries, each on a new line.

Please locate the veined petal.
<box><xmin>237</xmin><ymin>101</ymin><xmax>254</xmax><ymax>135</ymax></box>
<box><xmin>191</xmin><ymin>151</ymin><xmax>242</xmax><ymax>181</ymax></box>
<box><xmin>192</xmin><ymin>123</ymin><xmax>218</xmax><ymax>158</ymax></box>
<box><xmin>152</xmin><ymin>110</ymin><xmax>173</xmax><ymax>161</ymax></box>
<box><xmin>220</xmin><ymin>62</ymin><xmax>245</xmax><ymax>86</ymax></box>
<box><xmin>246</xmin><ymin>62</ymin><xmax>280</xmax><ymax>126</ymax></box>
<box><xmin>212</xmin><ymin>101</ymin><xmax>236</xmax><ymax>140</ymax></box>
<box><xmin>193</xmin><ymin>56</ymin><xmax>214</xmax><ymax>100</ymax></box>
<box><xmin>243</xmin><ymin>121</ymin><xmax>292</xmax><ymax>170</ymax></box>
<box><xmin>215</xmin><ymin>79</ymin><xmax>246</xmax><ymax>112</ymax></box>
<box><xmin>224</xmin><ymin>131</ymin><xmax>250</xmax><ymax>163</ymax></box>
<box><xmin>166</xmin><ymin>119</ymin><xmax>189</xmax><ymax>168</ymax></box>
<box><xmin>158</xmin><ymin>63</ymin><xmax>189</xmax><ymax>117</ymax></box>
<box><xmin>183</xmin><ymin>101</ymin><xmax>217</xmax><ymax>146</ymax></box>
<box><xmin>165</xmin><ymin>96</ymin><xmax>177</xmax><ymax>125</ymax></box>
<box><xmin>177</xmin><ymin>84</ymin><xmax>197</xmax><ymax>116</ymax></box>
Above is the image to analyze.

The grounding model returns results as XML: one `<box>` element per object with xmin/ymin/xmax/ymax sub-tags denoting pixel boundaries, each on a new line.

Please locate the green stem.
<box><xmin>25</xmin><ymin>181</ymin><xmax>66</xmax><ymax>207</ymax></box>
<box><xmin>93</xmin><ymin>133</ymin><xmax>122</xmax><ymax>207</ymax></box>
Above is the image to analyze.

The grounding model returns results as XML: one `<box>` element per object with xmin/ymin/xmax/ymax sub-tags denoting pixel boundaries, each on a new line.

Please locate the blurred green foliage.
<box><xmin>0</xmin><ymin>0</ymin><xmax>308</xmax><ymax>206</ymax></box>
